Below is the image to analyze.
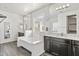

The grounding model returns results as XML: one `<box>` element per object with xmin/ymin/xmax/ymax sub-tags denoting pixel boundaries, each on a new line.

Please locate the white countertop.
<box><xmin>44</xmin><ymin>32</ymin><xmax>79</xmax><ymax>41</ymax></box>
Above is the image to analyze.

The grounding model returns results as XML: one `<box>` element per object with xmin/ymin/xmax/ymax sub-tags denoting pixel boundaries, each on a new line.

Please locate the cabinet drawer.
<box><xmin>74</xmin><ymin>40</ymin><xmax>79</xmax><ymax>46</ymax></box>
<box><xmin>52</xmin><ymin>38</ymin><xmax>71</xmax><ymax>45</ymax></box>
<box><xmin>44</xmin><ymin>36</ymin><xmax>52</xmax><ymax>40</ymax></box>
<box><xmin>45</xmin><ymin>36</ymin><xmax>71</xmax><ymax>44</ymax></box>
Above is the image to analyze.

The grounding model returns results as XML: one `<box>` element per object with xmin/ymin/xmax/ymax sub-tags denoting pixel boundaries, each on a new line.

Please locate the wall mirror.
<box><xmin>67</xmin><ymin>14</ymin><xmax>77</xmax><ymax>34</ymax></box>
<box><xmin>4</xmin><ymin>22</ymin><xmax>10</xmax><ymax>39</ymax></box>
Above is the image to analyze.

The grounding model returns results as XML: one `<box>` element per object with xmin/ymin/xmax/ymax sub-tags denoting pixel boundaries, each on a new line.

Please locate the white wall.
<box><xmin>58</xmin><ymin>10</ymin><xmax>79</xmax><ymax>37</ymax></box>
<box><xmin>47</xmin><ymin>15</ymin><xmax>58</xmax><ymax>33</ymax></box>
<box><xmin>0</xmin><ymin>10</ymin><xmax>22</xmax><ymax>44</ymax></box>
<box><xmin>24</xmin><ymin>14</ymin><xmax>33</xmax><ymax>30</ymax></box>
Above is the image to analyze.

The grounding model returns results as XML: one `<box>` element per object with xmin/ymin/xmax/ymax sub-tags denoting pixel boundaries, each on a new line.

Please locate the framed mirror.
<box><xmin>67</xmin><ymin>14</ymin><xmax>77</xmax><ymax>34</ymax></box>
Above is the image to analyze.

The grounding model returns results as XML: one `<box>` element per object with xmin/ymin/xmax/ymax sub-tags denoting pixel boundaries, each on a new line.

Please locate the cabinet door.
<box><xmin>67</xmin><ymin>45</ymin><xmax>74</xmax><ymax>56</ymax></box>
<box><xmin>74</xmin><ymin>46</ymin><xmax>79</xmax><ymax>56</ymax></box>
<box><xmin>50</xmin><ymin>40</ymin><xmax>71</xmax><ymax>56</ymax></box>
<box><xmin>74</xmin><ymin>40</ymin><xmax>79</xmax><ymax>56</ymax></box>
<box><xmin>44</xmin><ymin>36</ymin><xmax>51</xmax><ymax>52</ymax></box>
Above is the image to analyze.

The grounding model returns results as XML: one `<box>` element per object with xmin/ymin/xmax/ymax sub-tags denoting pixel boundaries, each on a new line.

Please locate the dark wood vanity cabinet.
<box><xmin>44</xmin><ymin>37</ymin><xmax>51</xmax><ymax>52</ymax></box>
<box><xmin>73</xmin><ymin>40</ymin><xmax>79</xmax><ymax>56</ymax></box>
<box><xmin>50</xmin><ymin>40</ymin><xmax>72</xmax><ymax>56</ymax></box>
<box><xmin>74</xmin><ymin>46</ymin><xmax>79</xmax><ymax>56</ymax></box>
<box><xmin>44</xmin><ymin>36</ymin><xmax>73</xmax><ymax>56</ymax></box>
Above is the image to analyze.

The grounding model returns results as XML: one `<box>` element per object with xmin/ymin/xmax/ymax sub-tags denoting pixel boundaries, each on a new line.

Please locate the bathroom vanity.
<box><xmin>44</xmin><ymin>35</ymin><xmax>79</xmax><ymax>56</ymax></box>
<box><xmin>43</xmin><ymin>8</ymin><xmax>79</xmax><ymax>56</ymax></box>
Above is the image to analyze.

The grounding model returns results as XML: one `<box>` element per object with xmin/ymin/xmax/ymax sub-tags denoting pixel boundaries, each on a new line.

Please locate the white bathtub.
<box><xmin>17</xmin><ymin>37</ymin><xmax>44</xmax><ymax>56</ymax></box>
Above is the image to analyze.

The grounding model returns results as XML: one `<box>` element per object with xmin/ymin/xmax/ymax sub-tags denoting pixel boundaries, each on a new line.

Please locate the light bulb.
<box><xmin>59</xmin><ymin>6</ymin><xmax>62</xmax><ymax>9</ymax></box>
<box><xmin>66</xmin><ymin>4</ymin><xmax>70</xmax><ymax>7</ymax></box>
<box><xmin>56</xmin><ymin>8</ymin><xmax>58</xmax><ymax>10</ymax></box>
<box><xmin>63</xmin><ymin>5</ymin><xmax>66</xmax><ymax>8</ymax></box>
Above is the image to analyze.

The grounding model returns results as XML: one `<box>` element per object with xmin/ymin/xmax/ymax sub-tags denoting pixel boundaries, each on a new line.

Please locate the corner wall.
<box><xmin>0</xmin><ymin>10</ymin><xmax>22</xmax><ymax>44</ymax></box>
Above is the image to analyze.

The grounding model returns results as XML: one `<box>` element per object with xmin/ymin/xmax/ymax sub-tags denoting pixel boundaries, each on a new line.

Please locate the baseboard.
<box><xmin>0</xmin><ymin>39</ymin><xmax>17</xmax><ymax>44</ymax></box>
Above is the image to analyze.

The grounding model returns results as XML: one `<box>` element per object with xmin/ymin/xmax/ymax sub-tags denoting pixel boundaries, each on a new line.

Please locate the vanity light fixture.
<box><xmin>56</xmin><ymin>4</ymin><xmax>70</xmax><ymax>11</ymax></box>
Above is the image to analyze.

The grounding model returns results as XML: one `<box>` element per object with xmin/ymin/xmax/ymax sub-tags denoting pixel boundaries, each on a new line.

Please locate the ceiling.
<box><xmin>0</xmin><ymin>3</ymin><xmax>79</xmax><ymax>16</ymax></box>
<box><xmin>49</xmin><ymin>3</ymin><xmax>79</xmax><ymax>15</ymax></box>
<box><xmin>0</xmin><ymin>3</ymin><xmax>50</xmax><ymax>15</ymax></box>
